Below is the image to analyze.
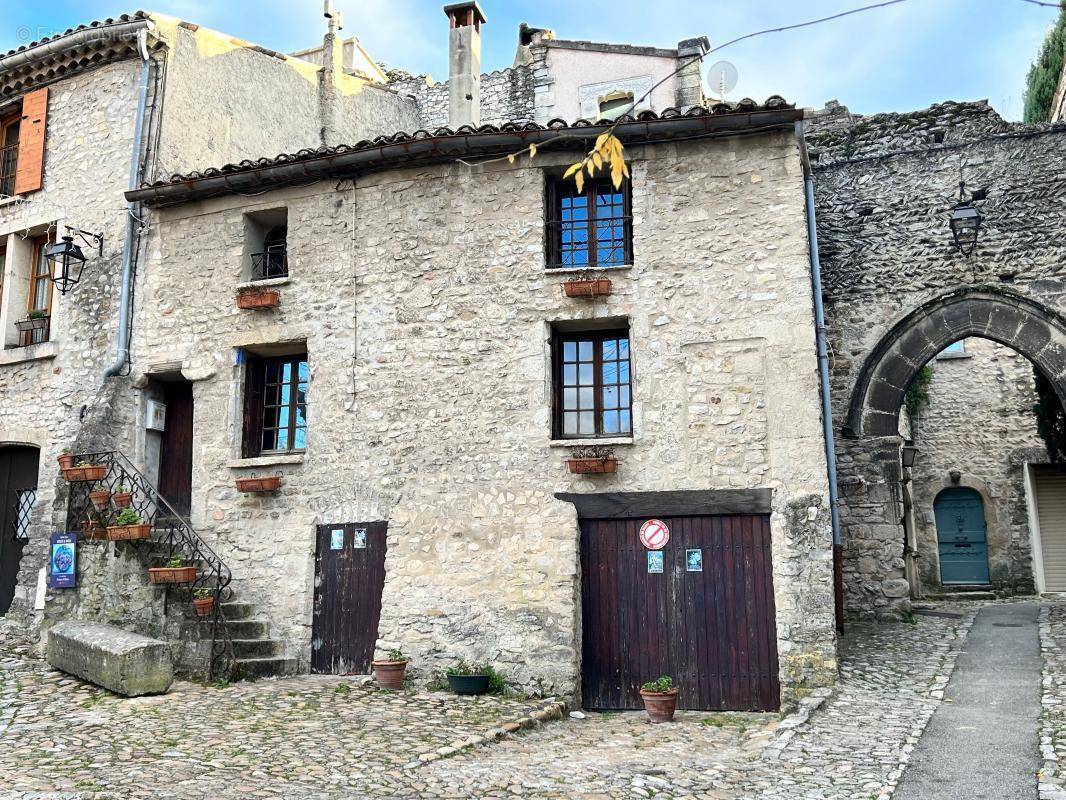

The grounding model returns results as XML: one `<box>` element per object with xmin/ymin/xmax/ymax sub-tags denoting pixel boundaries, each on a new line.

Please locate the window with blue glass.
<box><xmin>244</xmin><ymin>353</ymin><xmax>308</xmax><ymax>456</ymax></box>
<box><xmin>546</xmin><ymin>175</ymin><xmax>632</xmax><ymax>268</ymax></box>
<box><xmin>553</xmin><ymin>329</ymin><xmax>632</xmax><ymax>438</ymax></box>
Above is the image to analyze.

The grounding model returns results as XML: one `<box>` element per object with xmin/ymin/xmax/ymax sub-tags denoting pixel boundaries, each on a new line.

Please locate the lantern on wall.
<box><xmin>901</xmin><ymin>442</ymin><xmax>920</xmax><ymax>469</ymax></box>
<box><xmin>45</xmin><ymin>226</ymin><xmax>103</xmax><ymax>294</ymax></box>
<box><xmin>948</xmin><ymin>182</ymin><xmax>981</xmax><ymax>258</ymax></box>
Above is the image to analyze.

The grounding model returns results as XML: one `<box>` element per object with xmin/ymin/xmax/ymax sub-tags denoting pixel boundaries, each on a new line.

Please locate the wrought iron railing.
<box><xmin>250</xmin><ymin>246</ymin><xmax>288</xmax><ymax>280</ymax></box>
<box><xmin>65</xmin><ymin>451</ymin><xmax>234</xmax><ymax>679</ymax></box>
<box><xmin>0</xmin><ymin>143</ymin><xmax>17</xmax><ymax>197</ymax></box>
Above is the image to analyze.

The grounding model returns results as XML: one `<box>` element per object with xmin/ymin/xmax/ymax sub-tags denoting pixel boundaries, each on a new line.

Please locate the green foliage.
<box><xmin>113</xmin><ymin>508</ymin><xmax>142</xmax><ymax>526</ymax></box>
<box><xmin>1034</xmin><ymin>367</ymin><xmax>1066</xmax><ymax>463</ymax></box>
<box><xmin>26</xmin><ymin>309</ymin><xmax>47</xmax><ymax>319</ymax></box>
<box><xmin>640</xmin><ymin>675</ymin><xmax>675</xmax><ymax>693</ymax></box>
<box><xmin>165</xmin><ymin>555</ymin><xmax>184</xmax><ymax>568</ymax></box>
<box><xmin>904</xmin><ymin>364</ymin><xmax>935</xmax><ymax>422</ymax></box>
<box><xmin>1024</xmin><ymin>5</ymin><xmax>1066</xmax><ymax>123</ymax></box>
<box><xmin>192</xmin><ymin>587</ymin><xmax>213</xmax><ymax>600</ymax></box>
<box><xmin>385</xmin><ymin>648</ymin><xmax>406</xmax><ymax>661</ymax></box>
<box><xmin>444</xmin><ymin>661</ymin><xmax>506</xmax><ymax>693</ymax></box>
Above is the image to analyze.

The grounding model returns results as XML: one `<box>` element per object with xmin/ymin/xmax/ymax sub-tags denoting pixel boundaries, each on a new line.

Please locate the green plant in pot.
<box><xmin>639</xmin><ymin>675</ymin><xmax>678</xmax><ymax>723</ymax></box>
<box><xmin>192</xmin><ymin>587</ymin><xmax>215</xmax><ymax>617</ymax></box>
<box><xmin>106</xmin><ymin>507</ymin><xmax>152</xmax><ymax>542</ymax></box>
<box><xmin>371</xmin><ymin>648</ymin><xmax>409</xmax><ymax>689</ymax></box>
<box><xmin>57</xmin><ymin>447</ymin><xmax>75</xmax><ymax>471</ymax></box>
<box><xmin>148</xmin><ymin>554</ymin><xmax>197</xmax><ymax>585</ymax></box>
<box><xmin>112</xmin><ymin>484</ymin><xmax>133</xmax><ymax>509</ymax></box>
<box><xmin>445</xmin><ymin>660</ymin><xmax>503</xmax><ymax>696</ymax></box>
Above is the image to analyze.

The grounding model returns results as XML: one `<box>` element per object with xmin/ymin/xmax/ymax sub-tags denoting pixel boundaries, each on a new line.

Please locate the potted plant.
<box><xmin>192</xmin><ymin>587</ymin><xmax>216</xmax><ymax>617</ymax></box>
<box><xmin>236</xmin><ymin>286</ymin><xmax>281</xmax><ymax>310</ymax></box>
<box><xmin>566</xmin><ymin>445</ymin><xmax>618</xmax><ymax>475</ymax></box>
<box><xmin>112</xmin><ymin>485</ymin><xmax>133</xmax><ymax>509</ymax></box>
<box><xmin>639</xmin><ymin>675</ymin><xmax>678</xmax><ymax>723</ymax></box>
<box><xmin>235</xmin><ymin>474</ymin><xmax>282</xmax><ymax>493</ymax></box>
<box><xmin>106</xmin><ymin>508</ymin><xmax>152</xmax><ymax>541</ymax></box>
<box><xmin>563</xmin><ymin>270</ymin><xmax>613</xmax><ymax>299</ymax></box>
<box><xmin>15</xmin><ymin>309</ymin><xmax>49</xmax><ymax>339</ymax></box>
<box><xmin>88</xmin><ymin>485</ymin><xmax>111</xmax><ymax>512</ymax></box>
<box><xmin>83</xmin><ymin>512</ymin><xmax>108</xmax><ymax>541</ymax></box>
<box><xmin>148</xmin><ymin>555</ymin><xmax>198</xmax><ymax>585</ymax></box>
<box><xmin>372</xmin><ymin>648</ymin><xmax>409</xmax><ymax>689</ymax></box>
<box><xmin>57</xmin><ymin>448</ymin><xmax>75</xmax><ymax>471</ymax></box>
<box><xmin>445</xmin><ymin>661</ymin><xmax>497</xmax><ymax>695</ymax></box>
<box><xmin>62</xmin><ymin>458</ymin><xmax>107</xmax><ymax>483</ymax></box>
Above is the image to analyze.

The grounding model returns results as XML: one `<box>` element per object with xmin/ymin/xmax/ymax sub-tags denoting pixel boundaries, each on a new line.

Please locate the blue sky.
<box><xmin>1</xmin><ymin>1</ymin><xmax>1059</xmax><ymax>120</ymax></box>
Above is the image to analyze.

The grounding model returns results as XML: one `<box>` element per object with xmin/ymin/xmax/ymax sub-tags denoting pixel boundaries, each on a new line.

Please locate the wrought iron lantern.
<box><xmin>901</xmin><ymin>442</ymin><xmax>919</xmax><ymax>469</ymax></box>
<box><xmin>45</xmin><ymin>226</ymin><xmax>103</xmax><ymax>294</ymax></box>
<box><xmin>948</xmin><ymin>182</ymin><xmax>981</xmax><ymax>257</ymax></box>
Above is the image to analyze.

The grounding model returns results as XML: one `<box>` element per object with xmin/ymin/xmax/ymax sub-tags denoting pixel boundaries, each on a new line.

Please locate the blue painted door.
<box><xmin>934</xmin><ymin>488</ymin><xmax>990</xmax><ymax>585</ymax></box>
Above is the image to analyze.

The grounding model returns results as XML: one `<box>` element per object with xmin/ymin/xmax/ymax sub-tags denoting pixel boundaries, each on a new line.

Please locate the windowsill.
<box><xmin>0</xmin><ymin>340</ymin><xmax>57</xmax><ymax>366</ymax></box>
<box><xmin>227</xmin><ymin>453</ymin><xmax>305</xmax><ymax>469</ymax></box>
<box><xmin>936</xmin><ymin>352</ymin><xmax>972</xmax><ymax>361</ymax></box>
<box><xmin>236</xmin><ymin>276</ymin><xmax>290</xmax><ymax>291</ymax></box>
<box><xmin>0</xmin><ymin>194</ymin><xmax>22</xmax><ymax>208</ymax></box>
<box><xmin>549</xmin><ymin>437</ymin><xmax>635</xmax><ymax>447</ymax></box>
<box><xmin>545</xmin><ymin>264</ymin><xmax>633</xmax><ymax>275</ymax></box>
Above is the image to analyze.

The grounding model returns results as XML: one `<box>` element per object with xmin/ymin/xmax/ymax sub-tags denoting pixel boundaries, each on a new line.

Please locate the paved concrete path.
<box><xmin>895</xmin><ymin>602</ymin><xmax>1042</xmax><ymax>800</ymax></box>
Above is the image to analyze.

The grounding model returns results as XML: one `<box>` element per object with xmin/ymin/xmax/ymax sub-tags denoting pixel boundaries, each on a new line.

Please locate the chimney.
<box><xmin>319</xmin><ymin>0</ymin><xmax>344</xmax><ymax>146</ymax></box>
<box><xmin>444</xmin><ymin>2</ymin><xmax>487</xmax><ymax>128</ymax></box>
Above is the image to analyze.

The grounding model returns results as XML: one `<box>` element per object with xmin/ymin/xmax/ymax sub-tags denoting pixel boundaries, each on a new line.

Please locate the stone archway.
<box><xmin>835</xmin><ymin>287</ymin><xmax>1066</xmax><ymax>618</ymax></box>
<box><xmin>844</xmin><ymin>287</ymin><xmax>1066</xmax><ymax>438</ymax></box>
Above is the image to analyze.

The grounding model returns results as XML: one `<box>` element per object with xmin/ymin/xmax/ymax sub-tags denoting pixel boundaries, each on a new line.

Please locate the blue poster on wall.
<box><xmin>49</xmin><ymin>533</ymin><xmax>77</xmax><ymax>589</ymax></box>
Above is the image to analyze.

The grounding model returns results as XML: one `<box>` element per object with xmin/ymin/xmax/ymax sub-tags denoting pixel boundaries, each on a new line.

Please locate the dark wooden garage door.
<box><xmin>311</xmin><ymin>521</ymin><xmax>387</xmax><ymax>674</ymax></box>
<box><xmin>581</xmin><ymin>514</ymin><xmax>779</xmax><ymax>711</ymax></box>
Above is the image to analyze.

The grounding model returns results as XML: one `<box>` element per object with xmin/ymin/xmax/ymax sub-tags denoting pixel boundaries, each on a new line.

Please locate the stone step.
<box><xmin>922</xmin><ymin>591</ymin><xmax>997</xmax><ymax>602</ymax></box>
<box><xmin>231</xmin><ymin>638</ymin><xmax>283</xmax><ymax>658</ymax></box>
<box><xmin>234</xmin><ymin>656</ymin><xmax>299</xmax><ymax>680</ymax></box>
<box><xmin>219</xmin><ymin>602</ymin><xmax>256</xmax><ymax>620</ymax></box>
<box><xmin>222</xmin><ymin>619</ymin><xmax>270</xmax><ymax>639</ymax></box>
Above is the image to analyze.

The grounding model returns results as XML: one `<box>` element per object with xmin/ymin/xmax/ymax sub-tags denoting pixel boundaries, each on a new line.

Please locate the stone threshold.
<box><xmin>405</xmin><ymin>697</ymin><xmax>569</xmax><ymax>769</ymax></box>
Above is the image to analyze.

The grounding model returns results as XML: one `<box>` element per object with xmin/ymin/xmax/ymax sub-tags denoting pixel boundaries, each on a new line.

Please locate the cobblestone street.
<box><xmin>0</xmin><ymin>605</ymin><xmax>999</xmax><ymax>799</ymax></box>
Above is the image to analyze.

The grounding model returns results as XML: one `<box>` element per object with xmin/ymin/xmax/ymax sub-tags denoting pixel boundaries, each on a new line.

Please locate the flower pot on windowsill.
<box><xmin>62</xmin><ymin>465</ymin><xmax>107</xmax><ymax>482</ymax></box>
<box><xmin>566</xmin><ymin>457</ymin><xmax>618</xmax><ymax>474</ymax></box>
<box><xmin>105</xmin><ymin>523</ymin><xmax>152</xmax><ymax>542</ymax></box>
<box><xmin>639</xmin><ymin>687</ymin><xmax>678</xmax><ymax>723</ymax></box>
<box><xmin>14</xmin><ymin>315</ymin><xmax>49</xmax><ymax>333</ymax></box>
<box><xmin>563</xmin><ymin>277</ymin><xmax>613</xmax><ymax>298</ymax></box>
<box><xmin>148</xmin><ymin>566</ymin><xmax>198</xmax><ymax>585</ymax></box>
<box><xmin>112</xmin><ymin>491</ymin><xmax>133</xmax><ymax>509</ymax></box>
<box><xmin>88</xmin><ymin>489</ymin><xmax>111</xmax><ymax>512</ymax></box>
<box><xmin>236</xmin><ymin>287</ymin><xmax>280</xmax><ymax>310</ymax></box>
<box><xmin>235</xmin><ymin>475</ymin><xmax>282</xmax><ymax>493</ymax></box>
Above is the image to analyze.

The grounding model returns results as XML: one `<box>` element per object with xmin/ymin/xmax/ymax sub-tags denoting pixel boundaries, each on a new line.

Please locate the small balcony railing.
<box><xmin>0</xmin><ymin>143</ymin><xmax>17</xmax><ymax>197</ymax></box>
<box><xmin>250</xmin><ymin>246</ymin><xmax>288</xmax><ymax>280</ymax></box>
<box><xmin>15</xmin><ymin>315</ymin><xmax>49</xmax><ymax>347</ymax></box>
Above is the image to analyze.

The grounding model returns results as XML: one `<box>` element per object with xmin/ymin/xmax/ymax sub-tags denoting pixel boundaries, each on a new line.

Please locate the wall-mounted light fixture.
<box><xmin>45</xmin><ymin>226</ymin><xmax>104</xmax><ymax>294</ymax></box>
<box><xmin>948</xmin><ymin>181</ymin><xmax>981</xmax><ymax>258</ymax></box>
<box><xmin>901</xmin><ymin>442</ymin><xmax>919</xmax><ymax>469</ymax></box>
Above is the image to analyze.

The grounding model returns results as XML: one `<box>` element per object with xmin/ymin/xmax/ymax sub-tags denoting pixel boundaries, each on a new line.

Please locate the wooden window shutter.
<box><xmin>242</xmin><ymin>355</ymin><xmax>265</xmax><ymax>458</ymax></box>
<box><xmin>14</xmin><ymin>88</ymin><xmax>48</xmax><ymax>195</ymax></box>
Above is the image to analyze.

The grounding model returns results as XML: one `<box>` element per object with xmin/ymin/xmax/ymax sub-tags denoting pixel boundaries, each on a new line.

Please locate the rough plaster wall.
<box><xmin>910</xmin><ymin>338</ymin><xmax>1045</xmax><ymax>594</ymax></box>
<box><xmin>389</xmin><ymin>66</ymin><xmax>535</xmax><ymax>129</ymax></box>
<box><xmin>808</xmin><ymin>100</ymin><xmax>1066</xmax><ymax>616</ymax></box>
<box><xmin>133</xmin><ymin>131</ymin><xmax>836</xmax><ymax>700</ymax></box>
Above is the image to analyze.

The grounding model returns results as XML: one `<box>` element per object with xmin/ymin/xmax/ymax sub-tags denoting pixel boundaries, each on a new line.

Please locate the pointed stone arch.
<box><xmin>843</xmin><ymin>287</ymin><xmax>1066</xmax><ymax>438</ymax></box>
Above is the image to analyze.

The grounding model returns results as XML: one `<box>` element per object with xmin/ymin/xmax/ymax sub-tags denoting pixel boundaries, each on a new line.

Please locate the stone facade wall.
<box><xmin>133</xmin><ymin>131</ymin><xmax>837</xmax><ymax>702</ymax></box>
<box><xmin>388</xmin><ymin>66</ymin><xmax>535</xmax><ymax>129</ymax></box>
<box><xmin>910</xmin><ymin>338</ymin><xmax>1045</xmax><ymax>594</ymax></box>
<box><xmin>808</xmin><ymin>100</ymin><xmax>1066</xmax><ymax>616</ymax></box>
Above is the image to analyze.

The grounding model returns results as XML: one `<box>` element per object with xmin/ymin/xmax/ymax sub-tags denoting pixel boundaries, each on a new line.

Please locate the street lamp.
<box><xmin>948</xmin><ymin>182</ymin><xmax>981</xmax><ymax>258</ymax></box>
<box><xmin>901</xmin><ymin>442</ymin><xmax>919</xmax><ymax>469</ymax></box>
<box><xmin>45</xmin><ymin>226</ymin><xmax>103</xmax><ymax>295</ymax></box>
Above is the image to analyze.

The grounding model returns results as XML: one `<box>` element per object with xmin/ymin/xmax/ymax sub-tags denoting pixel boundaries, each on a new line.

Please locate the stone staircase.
<box><xmin>219</xmin><ymin>599</ymin><xmax>298</xmax><ymax>679</ymax></box>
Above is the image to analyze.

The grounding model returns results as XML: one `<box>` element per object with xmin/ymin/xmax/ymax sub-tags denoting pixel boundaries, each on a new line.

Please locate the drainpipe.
<box><xmin>796</xmin><ymin>121</ymin><xmax>844</xmax><ymax>629</ymax></box>
<box><xmin>103</xmin><ymin>27</ymin><xmax>151</xmax><ymax>378</ymax></box>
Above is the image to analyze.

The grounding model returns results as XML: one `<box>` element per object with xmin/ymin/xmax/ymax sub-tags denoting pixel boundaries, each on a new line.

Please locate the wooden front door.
<box><xmin>0</xmin><ymin>446</ymin><xmax>39</xmax><ymax>615</ymax></box>
<box><xmin>934</xmin><ymin>488</ymin><xmax>990</xmax><ymax>585</ymax></box>
<box><xmin>581</xmin><ymin>514</ymin><xmax>779</xmax><ymax>711</ymax></box>
<box><xmin>312</xmin><ymin>522</ymin><xmax>387</xmax><ymax>674</ymax></box>
<box><xmin>158</xmin><ymin>381</ymin><xmax>193</xmax><ymax>516</ymax></box>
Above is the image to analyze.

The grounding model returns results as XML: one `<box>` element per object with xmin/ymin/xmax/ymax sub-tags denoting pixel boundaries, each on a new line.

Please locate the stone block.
<box><xmin>46</xmin><ymin>621</ymin><xmax>173</xmax><ymax>696</ymax></box>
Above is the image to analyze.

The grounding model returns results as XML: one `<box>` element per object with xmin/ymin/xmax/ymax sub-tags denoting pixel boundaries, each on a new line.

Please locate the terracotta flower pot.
<box><xmin>193</xmin><ymin>596</ymin><xmax>215</xmax><ymax>617</ymax></box>
<box><xmin>88</xmin><ymin>490</ymin><xmax>111</xmax><ymax>512</ymax></box>
<box><xmin>563</xmin><ymin>278</ymin><xmax>613</xmax><ymax>298</ymax></box>
<box><xmin>57</xmin><ymin>453</ymin><xmax>75</xmax><ymax>470</ymax></box>
<box><xmin>83</xmin><ymin>523</ymin><xmax>107</xmax><ymax>541</ymax></box>
<box><xmin>148</xmin><ymin>566</ymin><xmax>198</xmax><ymax>584</ymax></box>
<box><xmin>372</xmin><ymin>659</ymin><xmax>408</xmax><ymax>689</ymax></box>
<box><xmin>62</xmin><ymin>465</ymin><xmax>107</xmax><ymax>483</ymax></box>
<box><xmin>566</xmin><ymin>457</ymin><xmax>618</xmax><ymax>474</ymax></box>
<box><xmin>105</xmin><ymin>523</ymin><xmax>152</xmax><ymax>542</ymax></box>
<box><xmin>235</xmin><ymin>476</ymin><xmax>282</xmax><ymax>493</ymax></box>
<box><xmin>112</xmin><ymin>492</ymin><xmax>133</xmax><ymax>509</ymax></box>
<box><xmin>236</xmin><ymin>288</ymin><xmax>280</xmax><ymax>310</ymax></box>
<box><xmin>639</xmin><ymin>688</ymin><xmax>678</xmax><ymax>723</ymax></box>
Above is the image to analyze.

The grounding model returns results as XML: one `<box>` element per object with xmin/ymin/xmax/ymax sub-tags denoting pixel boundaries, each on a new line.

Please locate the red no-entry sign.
<box><xmin>639</xmin><ymin>519</ymin><xmax>670</xmax><ymax>550</ymax></box>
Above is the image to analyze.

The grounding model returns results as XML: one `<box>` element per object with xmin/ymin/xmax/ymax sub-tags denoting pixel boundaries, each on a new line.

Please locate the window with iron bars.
<box><xmin>250</xmin><ymin>225</ymin><xmax>288</xmax><ymax>280</ymax></box>
<box><xmin>545</xmin><ymin>175</ymin><xmax>632</xmax><ymax>269</ymax></box>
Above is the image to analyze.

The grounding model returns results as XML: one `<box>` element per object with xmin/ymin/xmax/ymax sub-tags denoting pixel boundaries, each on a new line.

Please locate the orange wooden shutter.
<box><xmin>13</xmin><ymin>88</ymin><xmax>48</xmax><ymax>195</ymax></box>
